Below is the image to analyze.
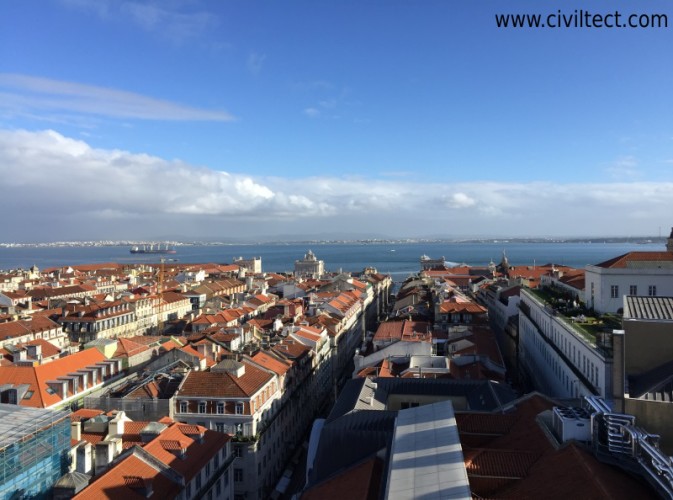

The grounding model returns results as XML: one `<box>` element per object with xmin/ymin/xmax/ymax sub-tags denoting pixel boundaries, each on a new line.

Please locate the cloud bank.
<box><xmin>1</xmin><ymin>129</ymin><xmax>672</xmax><ymax>241</ymax></box>
<box><xmin>0</xmin><ymin>74</ymin><xmax>234</xmax><ymax>122</ymax></box>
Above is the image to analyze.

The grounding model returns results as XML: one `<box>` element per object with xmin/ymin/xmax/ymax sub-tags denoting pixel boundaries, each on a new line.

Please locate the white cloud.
<box><xmin>605</xmin><ymin>155</ymin><xmax>640</xmax><ymax>180</ymax></box>
<box><xmin>443</xmin><ymin>193</ymin><xmax>476</xmax><ymax>209</ymax></box>
<box><xmin>247</xmin><ymin>52</ymin><xmax>267</xmax><ymax>76</ymax></box>
<box><xmin>60</xmin><ymin>0</ymin><xmax>218</xmax><ymax>44</ymax></box>
<box><xmin>303</xmin><ymin>108</ymin><xmax>320</xmax><ymax>118</ymax></box>
<box><xmin>0</xmin><ymin>74</ymin><xmax>235</xmax><ymax>122</ymax></box>
<box><xmin>2</xmin><ymin>129</ymin><xmax>673</xmax><ymax>240</ymax></box>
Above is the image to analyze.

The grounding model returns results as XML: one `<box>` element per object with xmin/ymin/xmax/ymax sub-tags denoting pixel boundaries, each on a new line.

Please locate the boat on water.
<box><xmin>130</xmin><ymin>244</ymin><xmax>176</xmax><ymax>255</ymax></box>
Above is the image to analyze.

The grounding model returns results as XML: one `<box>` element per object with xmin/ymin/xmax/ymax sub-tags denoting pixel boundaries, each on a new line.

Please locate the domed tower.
<box><xmin>500</xmin><ymin>250</ymin><xmax>510</xmax><ymax>270</ymax></box>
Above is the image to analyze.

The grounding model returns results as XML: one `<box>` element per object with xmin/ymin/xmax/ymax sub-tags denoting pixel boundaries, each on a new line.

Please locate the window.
<box><xmin>180</xmin><ymin>401</ymin><xmax>188</xmax><ymax>413</ymax></box>
<box><xmin>234</xmin><ymin>468</ymin><xmax>243</xmax><ymax>482</ymax></box>
<box><xmin>217</xmin><ymin>402</ymin><xmax>225</xmax><ymax>414</ymax></box>
<box><xmin>199</xmin><ymin>402</ymin><xmax>207</xmax><ymax>414</ymax></box>
<box><xmin>649</xmin><ymin>285</ymin><xmax>657</xmax><ymax>296</ymax></box>
<box><xmin>235</xmin><ymin>402</ymin><xmax>244</xmax><ymax>415</ymax></box>
<box><xmin>206</xmin><ymin>462</ymin><xmax>211</xmax><ymax>477</ymax></box>
<box><xmin>216</xmin><ymin>423</ymin><xmax>225</xmax><ymax>433</ymax></box>
<box><xmin>196</xmin><ymin>473</ymin><xmax>201</xmax><ymax>490</ymax></box>
<box><xmin>629</xmin><ymin>285</ymin><xmax>637</xmax><ymax>295</ymax></box>
<box><xmin>610</xmin><ymin>285</ymin><xmax>619</xmax><ymax>299</ymax></box>
<box><xmin>234</xmin><ymin>445</ymin><xmax>243</xmax><ymax>458</ymax></box>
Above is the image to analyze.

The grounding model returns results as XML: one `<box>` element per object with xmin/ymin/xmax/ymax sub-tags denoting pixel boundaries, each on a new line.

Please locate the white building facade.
<box><xmin>519</xmin><ymin>289</ymin><xmax>612</xmax><ymax>399</ymax></box>
<box><xmin>585</xmin><ymin>251</ymin><xmax>673</xmax><ymax>314</ymax></box>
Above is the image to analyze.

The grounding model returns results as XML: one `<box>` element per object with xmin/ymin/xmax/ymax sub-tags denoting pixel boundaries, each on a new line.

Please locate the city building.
<box><xmin>69</xmin><ymin>421</ymin><xmax>234</xmax><ymax>500</ymax></box>
<box><xmin>518</xmin><ymin>287</ymin><xmax>613</xmax><ymax>399</ymax></box>
<box><xmin>59</xmin><ymin>299</ymin><xmax>138</xmax><ymax>343</ymax></box>
<box><xmin>0</xmin><ymin>347</ymin><xmax>122</xmax><ymax>409</ymax></box>
<box><xmin>0</xmin><ymin>403</ymin><xmax>71</xmax><ymax>499</ymax></box>
<box><xmin>294</xmin><ymin>250</ymin><xmax>324</xmax><ymax>278</ymax></box>
<box><xmin>614</xmin><ymin>295</ymin><xmax>673</xmax><ymax>453</ymax></box>
<box><xmin>233</xmin><ymin>256</ymin><xmax>262</xmax><ymax>274</ymax></box>
<box><xmin>0</xmin><ymin>315</ymin><xmax>67</xmax><ymax>349</ymax></box>
<box><xmin>585</xmin><ymin>249</ymin><xmax>673</xmax><ymax>314</ymax></box>
<box><xmin>174</xmin><ymin>358</ymin><xmax>282</xmax><ymax>499</ymax></box>
<box><xmin>303</xmin><ymin>380</ymin><xmax>660</xmax><ymax>499</ymax></box>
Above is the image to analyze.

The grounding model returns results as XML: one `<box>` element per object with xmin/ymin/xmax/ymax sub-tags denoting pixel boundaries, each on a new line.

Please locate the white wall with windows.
<box><xmin>519</xmin><ymin>289</ymin><xmax>612</xmax><ymax>399</ymax></box>
<box><xmin>585</xmin><ymin>265</ymin><xmax>673</xmax><ymax>314</ymax></box>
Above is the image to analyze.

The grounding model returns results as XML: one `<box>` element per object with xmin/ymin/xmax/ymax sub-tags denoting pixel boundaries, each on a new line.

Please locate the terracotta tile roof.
<box><xmin>0</xmin><ymin>348</ymin><xmax>108</xmax><ymax>407</ymax></box>
<box><xmin>70</xmin><ymin>408</ymin><xmax>105</xmax><ymax>422</ymax></box>
<box><xmin>302</xmin><ymin>456</ymin><xmax>384</xmax><ymax>500</ymax></box>
<box><xmin>142</xmin><ymin>423</ymin><xmax>230</xmax><ymax>481</ymax></box>
<box><xmin>252</xmin><ymin>351</ymin><xmax>293</xmax><ymax>376</ymax></box>
<box><xmin>439</xmin><ymin>301</ymin><xmax>487</xmax><ymax>314</ymax></box>
<box><xmin>0</xmin><ymin>316</ymin><xmax>62</xmax><ymax>341</ymax></box>
<box><xmin>122</xmin><ymin>335</ymin><xmax>164</xmax><ymax>347</ymax></box>
<box><xmin>560</xmin><ymin>272</ymin><xmax>585</xmax><ymax>290</ymax></box>
<box><xmin>104</xmin><ymin>421</ymin><xmax>149</xmax><ymax>447</ymax></box>
<box><xmin>499</xmin><ymin>444</ymin><xmax>653</xmax><ymax>499</ymax></box>
<box><xmin>161</xmin><ymin>291</ymin><xmax>190</xmax><ymax>304</ymax></box>
<box><xmin>113</xmin><ymin>338</ymin><xmax>150</xmax><ymax>358</ymax></box>
<box><xmin>72</xmin><ymin>263</ymin><xmax>124</xmax><ymax>272</ymax></box>
<box><xmin>595</xmin><ymin>251</ymin><xmax>673</xmax><ymax>269</ymax></box>
<box><xmin>372</xmin><ymin>320</ymin><xmax>431</xmax><ymax>343</ymax></box>
<box><xmin>19</xmin><ymin>338</ymin><xmax>62</xmax><ymax>359</ymax></box>
<box><xmin>73</xmin><ymin>452</ymin><xmax>181</xmax><ymax>500</ymax></box>
<box><xmin>178</xmin><ymin>361</ymin><xmax>274</xmax><ymax>398</ymax></box>
<box><xmin>457</xmin><ymin>393</ymin><xmax>655</xmax><ymax>499</ymax></box>
<box><xmin>464</xmin><ymin>448</ymin><xmax>540</xmax><ymax>478</ymax></box>
<box><xmin>272</xmin><ymin>340</ymin><xmax>312</xmax><ymax>360</ymax></box>
<box><xmin>449</xmin><ymin>326</ymin><xmax>504</xmax><ymax>367</ymax></box>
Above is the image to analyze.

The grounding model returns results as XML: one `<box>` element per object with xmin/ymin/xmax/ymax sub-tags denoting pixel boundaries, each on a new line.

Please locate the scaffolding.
<box><xmin>0</xmin><ymin>404</ymin><xmax>70</xmax><ymax>500</ymax></box>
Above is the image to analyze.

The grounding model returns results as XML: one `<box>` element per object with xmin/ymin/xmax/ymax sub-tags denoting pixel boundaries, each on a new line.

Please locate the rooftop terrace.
<box><xmin>526</xmin><ymin>286</ymin><xmax>619</xmax><ymax>355</ymax></box>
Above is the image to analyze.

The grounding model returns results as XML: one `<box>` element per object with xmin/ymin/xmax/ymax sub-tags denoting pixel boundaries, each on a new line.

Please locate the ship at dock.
<box><xmin>130</xmin><ymin>244</ymin><xmax>176</xmax><ymax>255</ymax></box>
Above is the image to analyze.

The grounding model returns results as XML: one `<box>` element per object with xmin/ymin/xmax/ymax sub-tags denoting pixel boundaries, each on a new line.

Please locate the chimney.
<box><xmin>26</xmin><ymin>344</ymin><xmax>41</xmax><ymax>360</ymax></box>
<box><xmin>124</xmin><ymin>477</ymin><xmax>153</xmax><ymax>498</ymax></box>
<box><xmin>71</xmin><ymin>421</ymin><xmax>82</xmax><ymax>442</ymax></box>
<box><xmin>107</xmin><ymin>412</ymin><xmax>125</xmax><ymax>437</ymax></box>
<box><xmin>95</xmin><ymin>441</ymin><xmax>115</xmax><ymax>475</ymax></box>
<box><xmin>76</xmin><ymin>442</ymin><xmax>93</xmax><ymax>474</ymax></box>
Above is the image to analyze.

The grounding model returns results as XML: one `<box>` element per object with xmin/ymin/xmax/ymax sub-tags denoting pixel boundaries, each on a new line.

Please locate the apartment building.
<box><xmin>518</xmin><ymin>288</ymin><xmax>612</xmax><ymax>399</ymax></box>
<box><xmin>585</xmin><ymin>250</ymin><xmax>673</xmax><ymax>314</ymax></box>
<box><xmin>70</xmin><ymin>421</ymin><xmax>234</xmax><ymax>500</ymax></box>
<box><xmin>0</xmin><ymin>348</ymin><xmax>122</xmax><ymax>410</ymax></box>
<box><xmin>173</xmin><ymin>358</ymin><xmax>282</xmax><ymax>500</ymax></box>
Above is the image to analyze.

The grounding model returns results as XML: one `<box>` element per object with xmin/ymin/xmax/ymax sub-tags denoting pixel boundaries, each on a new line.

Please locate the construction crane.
<box><xmin>157</xmin><ymin>257</ymin><xmax>178</xmax><ymax>334</ymax></box>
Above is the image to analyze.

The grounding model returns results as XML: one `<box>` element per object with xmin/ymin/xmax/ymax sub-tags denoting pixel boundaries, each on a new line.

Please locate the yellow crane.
<box><xmin>157</xmin><ymin>257</ymin><xmax>178</xmax><ymax>334</ymax></box>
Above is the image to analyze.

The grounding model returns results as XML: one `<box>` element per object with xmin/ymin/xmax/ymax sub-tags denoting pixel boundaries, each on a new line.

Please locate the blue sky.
<box><xmin>1</xmin><ymin>0</ymin><xmax>672</xmax><ymax>241</ymax></box>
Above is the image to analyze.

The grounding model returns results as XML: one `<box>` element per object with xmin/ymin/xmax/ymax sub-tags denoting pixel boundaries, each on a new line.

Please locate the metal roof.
<box><xmin>385</xmin><ymin>400</ymin><xmax>471</xmax><ymax>500</ymax></box>
<box><xmin>0</xmin><ymin>403</ymin><xmax>69</xmax><ymax>452</ymax></box>
<box><xmin>624</xmin><ymin>296</ymin><xmax>673</xmax><ymax>321</ymax></box>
